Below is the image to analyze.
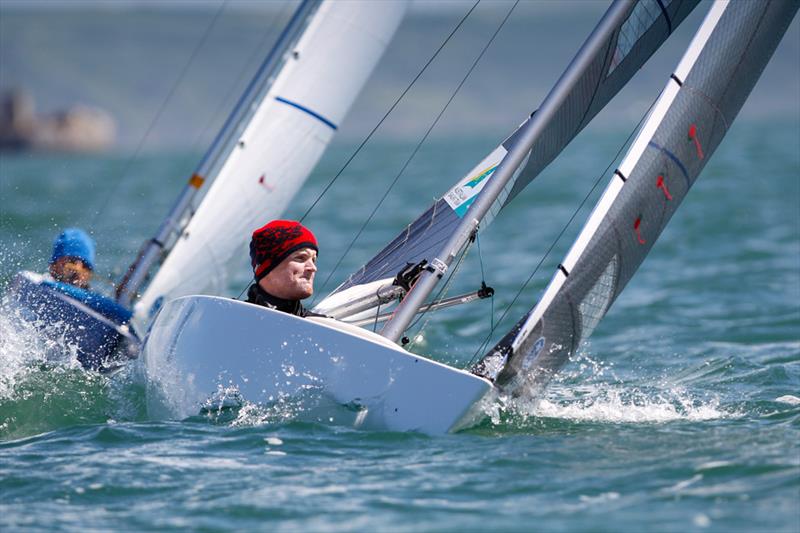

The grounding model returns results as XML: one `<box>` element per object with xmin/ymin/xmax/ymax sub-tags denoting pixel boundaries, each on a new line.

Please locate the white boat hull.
<box><xmin>141</xmin><ymin>296</ymin><xmax>492</xmax><ymax>434</ymax></box>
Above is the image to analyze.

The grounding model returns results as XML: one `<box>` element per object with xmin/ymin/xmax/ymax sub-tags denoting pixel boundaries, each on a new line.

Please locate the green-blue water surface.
<box><xmin>1</xmin><ymin>121</ymin><xmax>798</xmax><ymax>531</ymax></box>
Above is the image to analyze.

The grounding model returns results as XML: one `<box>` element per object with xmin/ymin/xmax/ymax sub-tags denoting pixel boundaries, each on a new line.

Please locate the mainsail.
<box><xmin>317</xmin><ymin>0</ymin><xmax>699</xmax><ymax>313</ymax></box>
<box><xmin>127</xmin><ymin>1</ymin><xmax>406</xmax><ymax>326</ymax></box>
<box><xmin>475</xmin><ymin>0</ymin><xmax>798</xmax><ymax>396</ymax></box>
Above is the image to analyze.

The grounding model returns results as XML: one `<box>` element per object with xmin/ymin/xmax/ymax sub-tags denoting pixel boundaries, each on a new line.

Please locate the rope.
<box><xmin>313</xmin><ymin>0</ymin><xmax>521</xmax><ymax>300</ymax></box>
<box><xmin>466</xmin><ymin>91</ymin><xmax>663</xmax><ymax>367</ymax></box>
<box><xmin>236</xmin><ymin>1</ymin><xmax>483</xmax><ymax>304</ymax></box>
<box><xmin>90</xmin><ymin>0</ymin><xmax>229</xmax><ymax>229</ymax></box>
<box><xmin>406</xmin><ymin>238</ymin><xmax>472</xmax><ymax>350</ymax></box>
<box><xmin>298</xmin><ymin>0</ymin><xmax>481</xmax><ymax>224</ymax></box>
<box><xmin>476</xmin><ymin>232</ymin><xmax>494</xmax><ymax>332</ymax></box>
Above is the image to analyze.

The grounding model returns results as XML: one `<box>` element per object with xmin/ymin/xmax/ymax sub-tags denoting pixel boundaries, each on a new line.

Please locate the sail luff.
<box><xmin>479</xmin><ymin>0</ymin><xmax>798</xmax><ymax>396</ymax></box>
<box><xmin>115</xmin><ymin>0</ymin><xmax>322</xmax><ymax>308</ymax></box>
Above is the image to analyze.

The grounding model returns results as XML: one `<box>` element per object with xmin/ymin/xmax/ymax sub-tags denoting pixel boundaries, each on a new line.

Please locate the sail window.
<box><xmin>577</xmin><ymin>255</ymin><xmax>618</xmax><ymax>345</ymax></box>
<box><xmin>608</xmin><ymin>0</ymin><xmax>669</xmax><ymax>75</ymax></box>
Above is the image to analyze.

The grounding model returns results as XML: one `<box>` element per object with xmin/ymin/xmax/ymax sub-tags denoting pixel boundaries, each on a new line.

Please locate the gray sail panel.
<box><xmin>332</xmin><ymin>198</ymin><xmax>459</xmax><ymax>290</ymax></box>
<box><xmin>502</xmin><ymin>0</ymin><xmax>699</xmax><ymax>204</ymax></box>
<box><xmin>328</xmin><ymin>0</ymin><xmax>700</xmax><ymax>298</ymax></box>
<box><xmin>482</xmin><ymin>0</ymin><xmax>798</xmax><ymax>397</ymax></box>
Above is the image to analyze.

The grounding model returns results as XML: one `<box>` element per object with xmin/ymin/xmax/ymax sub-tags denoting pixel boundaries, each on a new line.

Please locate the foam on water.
<box><xmin>529</xmin><ymin>385</ymin><xmax>730</xmax><ymax>423</ymax></box>
<box><xmin>0</xmin><ymin>296</ymin><xmax>145</xmax><ymax>439</ymax></box>
<box><xmin>226</xmin><ymin>390</ymin><xmax>366</xmax><ymax>430</ymax></box>
<box><xmin>478</xmin><ymin>350</ymin><xmax>737</xmax><ymax>428</ymax></box>
<box><xmin>775</xmin><ymin>395</ymin><xmax>800</xmax><ymax>405</ymax></box>
<box><xmin>0</xmin><ymin>296</ymin><xmax>81</xmax><ymax>398</ymax></box>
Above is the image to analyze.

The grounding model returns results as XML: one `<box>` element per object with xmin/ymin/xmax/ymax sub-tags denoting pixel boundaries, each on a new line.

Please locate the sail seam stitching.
<box><xmin>681</xmin><ymin>86</ymin><xmax>730</xmax><ymax>130</ymax></box>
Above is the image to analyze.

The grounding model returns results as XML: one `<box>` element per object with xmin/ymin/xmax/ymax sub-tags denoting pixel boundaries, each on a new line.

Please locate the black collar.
<box><xmin>246</xmin><ymin>284</ymin><xmax>304</xmax><ymax>315</ymax></box>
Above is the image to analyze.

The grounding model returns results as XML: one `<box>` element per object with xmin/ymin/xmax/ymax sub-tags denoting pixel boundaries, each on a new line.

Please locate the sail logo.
<box><xmin>444</xmin><ymin>164</ymin><xmax>498</xmax><ymax>217</ymax></box>
<box><xmin>521</xmin><ymin>336</ymin><xmax>546</xmax><ymax>370</ymax></box>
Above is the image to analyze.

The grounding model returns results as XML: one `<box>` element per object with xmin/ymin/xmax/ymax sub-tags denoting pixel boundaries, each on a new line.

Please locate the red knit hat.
<box><xmin>250</xmin><ymin>220</ymin><xmax>318</xmax><ymax>281</ymax></box>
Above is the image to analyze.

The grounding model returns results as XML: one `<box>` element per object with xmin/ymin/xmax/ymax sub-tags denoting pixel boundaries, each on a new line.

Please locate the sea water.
<box><xmin>1</xmin><ymin>119</ymin><xmax>797</xmax><ymax>531</ymax></box>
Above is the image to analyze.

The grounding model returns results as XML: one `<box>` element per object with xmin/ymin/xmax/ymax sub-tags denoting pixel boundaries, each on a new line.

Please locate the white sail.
<box><xmin>134</xmin><ymin>0</ymin><xmax>406</xmax><ymax>326</ymax></box>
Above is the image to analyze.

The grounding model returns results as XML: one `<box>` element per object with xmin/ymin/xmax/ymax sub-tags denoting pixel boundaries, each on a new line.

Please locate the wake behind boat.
<box><xmin>140</xmin><ymin>0</ymin><xmax>797</xmax><ymax>434</ymax></box>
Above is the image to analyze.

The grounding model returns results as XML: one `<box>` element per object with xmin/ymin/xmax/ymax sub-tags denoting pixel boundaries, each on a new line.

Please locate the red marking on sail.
<box><xmin>258</xmin><ymin>174</ymin><xmax>274</xmax><ymax>192</ymax></box>
<box><xmin>656</xmin><ymin>175</ymin><xmax>673</xmax><ymax>200</ymax></box>
<box><xmin>634</xmin><ymin>217</ymin><xmax>646</xmax><ymax>245</ymax></box>
<box><xmin>688</xmin><ymin>124</ymin><xmax>704</xmax><ymax>160</ymax></box>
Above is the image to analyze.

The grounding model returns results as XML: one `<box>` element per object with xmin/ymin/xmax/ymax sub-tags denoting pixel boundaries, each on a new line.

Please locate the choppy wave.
<box><xmin>0</xmin><ymin>299</ymin><xmax>145</xmax><ymax>440</ymax></box>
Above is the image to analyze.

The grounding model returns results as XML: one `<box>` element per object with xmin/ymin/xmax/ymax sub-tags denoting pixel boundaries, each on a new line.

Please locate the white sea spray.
<box><xmin>479</xmin><ymin>349</ymin><xmax>738</xmax><ymax>426</ymax></box>
<box><xmin>0</xmin><ymin>294</ymin><xmax>81</xmax><ymax>400</ymax></box>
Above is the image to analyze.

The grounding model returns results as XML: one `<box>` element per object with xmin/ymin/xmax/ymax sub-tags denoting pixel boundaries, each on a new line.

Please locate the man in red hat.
<box><xmin>247</xmin><ymin>220</ymin><xmax>325</xmax><ymax>317</ymax></box>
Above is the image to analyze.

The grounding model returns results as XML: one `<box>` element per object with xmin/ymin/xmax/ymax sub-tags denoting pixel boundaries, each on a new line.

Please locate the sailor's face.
<box><xmin>49</xmin><ymin>257</ymin><xmax>93</xmax><ymax>289</ymax></box>
<box><xmin>259</xmin><ymin>247</ymin><xmax>317</xmax><ymax>300</ymax></box>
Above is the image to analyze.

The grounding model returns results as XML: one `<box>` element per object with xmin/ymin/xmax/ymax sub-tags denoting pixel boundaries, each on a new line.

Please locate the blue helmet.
<box><xmin>50</xmin><ymin>228</ymin><xmax>96</xmax><ymax>271</ymax></box>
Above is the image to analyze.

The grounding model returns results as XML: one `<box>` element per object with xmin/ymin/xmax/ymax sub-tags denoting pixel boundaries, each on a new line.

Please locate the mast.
<box><xmin>380</xmin><ymin>0</ymin><xmax>636</xmax><ymax>342</ymax></box>
<box><xmin>115</xmin><ymin>0</ymin><xmax>321</xmax><ymax>308</ymax></box>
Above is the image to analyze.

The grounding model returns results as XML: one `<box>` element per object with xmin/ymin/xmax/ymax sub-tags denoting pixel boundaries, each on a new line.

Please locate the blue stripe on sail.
<box><xmin>275</xmin><ymin>96</ymin><xmax>337</xmax><ymax>130</ymax></box>
<box><xmin>648</xmin><ymin>140</ymin><xmax>690</xmax><ymax>186</ymax></box>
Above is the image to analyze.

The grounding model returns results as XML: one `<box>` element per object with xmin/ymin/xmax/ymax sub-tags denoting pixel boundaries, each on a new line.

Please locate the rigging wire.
<box><xmin>186</xmin><ymin>1</ymin><xmax>295</xmax><ymax>160</ymax></box>
<box><xmin>476</xmin><ymin>232</ymin><xmax>494</xmax><ymax>332</ymax></box>
<box><xmin>406</xmin><ymin>237</ymin><xmax>472</xmax><ymax>350</ymax></box>
<box><xmin>154</xmin><ymin>1</ymin><xmax>295</xmax><ymax>297</ymax></box>
<box><xmin>311</xmin><ymin>0</ymin><xmax>520</xmax><ymax>301</ymax></box>
<box><xmin>90</xmin><ymin>0</ymin><xmax>229</xmax><ymax>230</ymax></box>
<box><xmin>234</xmin><ymin>0</ymin><xmax>487</xmax><ymax>303</ymax></box>
<box><xmin>107</xmin><ymin>1</ymin><xmax>294</xmax><ymax>286</ymax></box>
<box><xmin>466</xmin><ymin>91</ymin><xmax>663</xmax><ymax>367</ymax></box>
<box><xmin>298</xmin><ymin>0</ymin><xmax>481</xmax><ymax>225</ymax></box>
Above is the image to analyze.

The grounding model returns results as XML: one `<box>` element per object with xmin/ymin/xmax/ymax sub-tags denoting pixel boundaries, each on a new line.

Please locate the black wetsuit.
<box><xmin>245</xmin><ymin>284</ymin><xmax>326</xmax><ymax>318</ymax></box>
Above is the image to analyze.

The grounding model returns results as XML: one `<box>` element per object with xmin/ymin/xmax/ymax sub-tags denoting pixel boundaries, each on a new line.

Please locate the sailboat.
<box><xmin>9</xmin><ymin>0</ymin><xmax>407</xmax><ymax>371</ymax></box>
<box><xmin>140</xmin><ymin>0</ymin><xmax>797</xmax><ymax>433</ymax></box>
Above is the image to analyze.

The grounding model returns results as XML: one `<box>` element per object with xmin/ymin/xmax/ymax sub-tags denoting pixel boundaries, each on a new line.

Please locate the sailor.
<box><xmin>246</xmin><ymin>220</ymin><xmax>326</xmax><ymax>318</ymax></box>
<box><xmin>9</xmin><ymin>227</ymin><xmax>139</xmax><ymax>370</ymax></box>
<box><xmin>48</xmin><ymin>228</ymin><xmax>96</xmax><ymax>289</ymax></box>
